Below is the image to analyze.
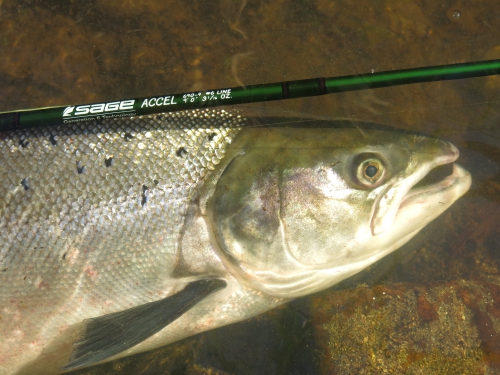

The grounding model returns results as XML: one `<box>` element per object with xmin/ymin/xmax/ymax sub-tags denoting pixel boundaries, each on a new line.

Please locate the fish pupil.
<box><xmin>365</xmin><ymin>165</ymin><xmax>378</xmax><ymax>178</ymax></box>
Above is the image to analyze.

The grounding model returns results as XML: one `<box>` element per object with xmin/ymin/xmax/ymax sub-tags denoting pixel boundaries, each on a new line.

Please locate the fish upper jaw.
<box><xmin>370</xmin><ymin>141</ymin><xmax>462</xmax><ymax>236</ymax></box>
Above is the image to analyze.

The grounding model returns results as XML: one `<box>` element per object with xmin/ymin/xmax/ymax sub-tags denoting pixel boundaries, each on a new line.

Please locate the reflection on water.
<box><xmin>0</xmin><ymin>0</ymin><xmax>500</xmax><ymax>374</ymax></box>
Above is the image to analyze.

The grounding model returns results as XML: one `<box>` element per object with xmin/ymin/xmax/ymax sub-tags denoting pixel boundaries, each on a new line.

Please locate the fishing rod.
<box><xmin>1</xmin><ymin>59</ymin><xmax>500</xmax><ymax>132</ymax></box>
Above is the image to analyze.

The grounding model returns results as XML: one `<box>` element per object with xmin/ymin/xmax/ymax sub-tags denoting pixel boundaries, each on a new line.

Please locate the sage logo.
<box><xmin>63</xmin><ymin>106</ymin><xmax>75</xmax><ymax>117</ymax></box>
<box><xmin>63</xmin><ymin>100</ymin><xmax>135</xmax><ymax>117</ymax></box>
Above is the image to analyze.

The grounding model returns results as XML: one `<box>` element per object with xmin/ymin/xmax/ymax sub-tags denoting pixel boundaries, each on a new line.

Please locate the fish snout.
<box><xmin>432</xmin><ymin>140</ymin><xmax>459</xmax><ymax>167</ymax></box>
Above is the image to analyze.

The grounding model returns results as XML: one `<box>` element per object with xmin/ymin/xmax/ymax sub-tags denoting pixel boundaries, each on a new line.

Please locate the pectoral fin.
<box><xmin>61</xmin><ymin>279</ymin><xmax>226</xmax><ymax>372</ymax></box>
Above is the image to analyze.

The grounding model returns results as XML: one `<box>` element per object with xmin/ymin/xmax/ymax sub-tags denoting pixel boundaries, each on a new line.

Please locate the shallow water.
<box><xmin>1</xmin><ymin>0</ymin><xmax>500</xmax><ymax>374</ymax></box>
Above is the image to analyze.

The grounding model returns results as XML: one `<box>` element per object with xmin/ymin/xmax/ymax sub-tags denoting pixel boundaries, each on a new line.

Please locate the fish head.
<box><xmin>205</xmin><ymin>123</ymin><xmax>471</xmax><ymax>298</ymax></box>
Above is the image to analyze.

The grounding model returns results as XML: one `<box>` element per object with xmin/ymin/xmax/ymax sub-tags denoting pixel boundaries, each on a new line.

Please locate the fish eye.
<box><xmin>355</xmin><ymin>156</ymin><xmax>386</xmax><ymax>188</ymax></box>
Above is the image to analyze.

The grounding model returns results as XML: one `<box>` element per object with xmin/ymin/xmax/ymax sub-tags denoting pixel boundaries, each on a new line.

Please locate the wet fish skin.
<box><xmin>0</xmin><ymin>110</ymin><xmax>471</xmax><ymax>374</ymax></box>
<box><xmin>0</xmin><ymin>109</ymin><xmax>248</xmax><ymax>374</ymax></box>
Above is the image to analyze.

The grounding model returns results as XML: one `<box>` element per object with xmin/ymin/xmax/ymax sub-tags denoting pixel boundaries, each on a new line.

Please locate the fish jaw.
<box><xmin>387</xmin><ymin>163</ymin><xmax>471</xmax><ymax>242</ymax></box>
<box><xmin>370</xmin><ymin>136</ymin><xmax>471</xmax><ymax>247</ymax></box>
<box><xmin>370</xmin><ymin>141</ymin><xmax>461</xmax><ymax>236</ymax></box>
<box><xmin>318</xmin><ymin>149</ymin><xmax>472</xmax><ymax>293</ymax></box>
<box><xmin>319</xmin><ymin>163</ymin><xmax>473</xmax><ymax>293</ymax></box>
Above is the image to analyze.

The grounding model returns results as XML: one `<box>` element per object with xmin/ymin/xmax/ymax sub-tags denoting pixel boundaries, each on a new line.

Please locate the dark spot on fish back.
<box><xmin>105</xmin><ymin>157</ymin><xmax>113</xmax><ymax>167</ymax></box>
<box><xmin>19</xmin><ymin>139</ymin><xmax>30</xmax><ymax>148</ymax></box>
<box><xmin>208</xmin><ymin>133</ymin><xmax>216</xmax><ymax>141</ymax></box>
<box><xmin>123</xmin><ymin>133</ymin><xmax>134</xmax><ymax>141</ymax></box>
<box><xmin>21</xmin><ymin>178</ymin><xmax>29</xmax><ymax>190</ymax></box>
<box><xmin>62</xmin><ymin>252</ymin><xmax>67</xmax><ymax>260</ymax></box>
<box><xmin>49</xmin><ymin>135</ymin><xmax>57</xmax><ymax>146</ymax></box>
<box><xmin>2</xmin><ymin>268</ymin><xmax>7</xmax><ymax>272</ymax></box>
<box><xmin>141</xmin><ymin>185</ymin><xmax>149</xmax><ymax>207</ymax></box>
<box><xmin>76</xmin><ymin>161</ymin><xmax>85</xmax><ymax>174</ymax></box>
<box><xmin>153</xmin><ymin>180</ymin><xmax>159</xmax><ymax>185</ymax></box>
<box><xmin>176</xmin><ymin>147</ymin><xmax>187</xmax><ymax>158</ymax></box>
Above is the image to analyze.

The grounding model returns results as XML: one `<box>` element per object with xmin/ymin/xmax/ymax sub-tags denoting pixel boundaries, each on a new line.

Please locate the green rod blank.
<box><xmin>1</xmin><ymin>59</ymin><xmax>499</xmax><ymax>131</ymax></box>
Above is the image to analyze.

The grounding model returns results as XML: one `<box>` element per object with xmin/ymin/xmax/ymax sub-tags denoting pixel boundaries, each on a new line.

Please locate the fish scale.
<box><xmin>0</xmin><ymin>109</ymin><xmax>242</xmax><ymax>374</ymax></box>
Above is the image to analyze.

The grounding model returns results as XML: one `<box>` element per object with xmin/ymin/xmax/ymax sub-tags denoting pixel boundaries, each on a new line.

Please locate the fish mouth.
<box><xmin>400</xmin><ymin>142</ymin><xmax>462</xmax><ymax>209</ymax></box>
<box><xmin>371</xmin><ymin>144</ymin><xmax>471</xmax><ymax>236</ymax></box>
<box><xmin>399</xmin><ymin>162</ymin><xmax>470</xmax><ymax>212</ymax></box>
